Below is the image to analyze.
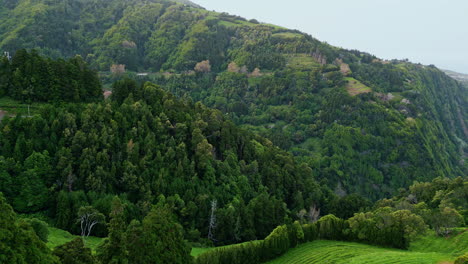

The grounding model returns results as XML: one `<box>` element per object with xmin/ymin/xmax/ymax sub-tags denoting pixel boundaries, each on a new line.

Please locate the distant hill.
<box><xmin>443</xmin><ymin>69</ymin><xmax>468</xmax><ymax>86</ymax></box>
<box><xmin>172</xmin><ymin>0</ymin><xmax>203</xmax><ymax>8</ymax></box>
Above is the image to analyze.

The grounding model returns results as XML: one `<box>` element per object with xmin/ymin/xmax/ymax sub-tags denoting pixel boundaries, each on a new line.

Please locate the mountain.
<box><xmin>172</xmin><ymin>0</ymin><xmax>203</xmax><ymax>8</ymax></box>
<box><xmin>442</xmin><ymin>69</ymin><xmax>468</xmax><ymax>86</ymax></box>
<box><xmin>0</xmin><ymin>0</ymin><xmax>466</xmax><ymax>200</ymax></box>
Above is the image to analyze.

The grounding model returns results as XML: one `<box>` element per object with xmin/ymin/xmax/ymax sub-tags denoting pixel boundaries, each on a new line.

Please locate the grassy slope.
<box><xmin>47</xmin><ymin>227</ymin><xmax>104</xmax><ymax>253</ymax></box>
<box><xmin>191</xmin><ymin>247</ymin><xmax>212</xmax><ymax>257</ymax></box>
<box><xmin>266</xmin><ymin>230</ymin><xmax>468</xmax><ymax>264</ymax></box>
<box><xmin>409</xmin><ymin>230</ymin><xmax>468</xmax><ymax>257</ymax></box>
<box><xmin>0</xmin><ymin>96</ymin><xmax>42</xmax><ymax>116</ymax></box>
<box><xmin>266</xmin><ymin>240</ymin><xmax>451</xmax><ymax>264</ymax></box>
<box><xmin>345</xmin><ymin>77</ymin><xmax>372</xmax><ymax>96</ymax></box>
<box><xmin>192</xmin><ymin>230</ymin><xmax>467</xmax><ymax>263</ymax></box>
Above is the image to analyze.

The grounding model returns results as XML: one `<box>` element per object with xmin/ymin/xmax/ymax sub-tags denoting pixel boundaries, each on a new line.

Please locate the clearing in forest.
<box><xmin>345</xmin><ymin>77</ymin><xmax>372</xmax><ymax>96</ymax></box>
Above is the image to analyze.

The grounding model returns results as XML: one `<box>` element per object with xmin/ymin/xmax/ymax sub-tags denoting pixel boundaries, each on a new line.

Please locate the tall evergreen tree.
<box><xmin>97</xmin><ymin>196</ymin><xmax>129</xmax><ymax>264</ymax></box>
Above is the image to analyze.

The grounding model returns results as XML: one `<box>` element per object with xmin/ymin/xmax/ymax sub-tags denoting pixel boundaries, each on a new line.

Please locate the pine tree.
<box><xmin>129</xmin><ymin>204</ymin><xmax>193</xmax><ymax>264</ymax></box>
<box><xmin>97</xmin><ymin>196</ymin><xmax>129</xmax><ymax>264</ymax></box>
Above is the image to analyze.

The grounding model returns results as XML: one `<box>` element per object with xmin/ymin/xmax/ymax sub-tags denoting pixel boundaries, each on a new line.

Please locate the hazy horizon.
<box><xmin>195</xmin><ymin>0</ymin><xmax>468</xmax><ymax>74</ymax></box>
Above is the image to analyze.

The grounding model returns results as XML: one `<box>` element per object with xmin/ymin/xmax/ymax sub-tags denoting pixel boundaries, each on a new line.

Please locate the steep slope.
<box><xmin>0</xmin><ymin>74</ymin><xmax>335</xmax><ymax>245</ymax></box>
<box><xmin>443</xmin><ymin>69</ymin><xmax>468</xmax><ymax>86</ymax></box>
<box><xmin>0</xmin><ymin>0</ymin><xmax>466</xmax><ymax>199</ymax></box>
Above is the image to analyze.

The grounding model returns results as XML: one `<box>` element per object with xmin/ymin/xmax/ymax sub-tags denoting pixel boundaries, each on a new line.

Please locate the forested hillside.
<box><xmin>0</xmin><ymin>0</ymin><xmax>466</xmax><ymax>199</ymax></box>
<box><xmin>0</xmin><ymin>60</ymin><xmax>344</xmax><ymax>247</ymax></box>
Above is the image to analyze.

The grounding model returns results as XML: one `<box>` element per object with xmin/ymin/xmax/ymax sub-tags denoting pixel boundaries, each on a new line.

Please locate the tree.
<box><xmin>97</xmin><ymin>197</ymin><xmax>129</xmax><ymax>264</ymax></box>
<box><xmin>194</xmin><ymin>60</ymin><xmax>211</xmax><ymax>73</ymax></box>
<box><xmin>111</xmin><ymin>78</ymin><xmax>138</xmax><ymax>104</ymax></box>
<box><xmin>53</xmin><ymin>238</ymin><xmax>96</xmax><ymax>264</ymax></box>
<box><xmin>0</xmin><ymin>193</ymin><xmax>59</xmax><ymax>264</ymax></box>
<box><xmin>21</xmin><ymin>218</ymin><xmax>49</xmax><ymax>242</ymax></box>
<box><xmin>77</xmin><ymin>206</ymin><xmax>105</xmax><ymax>240</ymax></box>
<box><xmin>208</xmin><ymin>199</ymin><xmax>217</xmax><ymax>242</ymax></box>
<box><xmin>127</xmin><ymin>205</ymin><xmax>193</xmax><ymax>264</ymax></box>
<box><xmin>432</xmin><ymin>207</ymin><xmax>464</xmax><ymax>236</ymax></box>
<box><xmin>227</xmin><ymin>62</ymin><xmax>240</xmax><ymax>73</ymax></box>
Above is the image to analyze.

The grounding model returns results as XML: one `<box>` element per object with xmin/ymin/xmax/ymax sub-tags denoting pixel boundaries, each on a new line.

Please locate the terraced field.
<box><xmin>266</xmin><ymin>240</ymin><xmax>453</xmax><ymax>264</ymax></box>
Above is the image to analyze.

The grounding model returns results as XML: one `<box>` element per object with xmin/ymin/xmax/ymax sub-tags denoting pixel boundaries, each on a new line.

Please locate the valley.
<box><xmin>0</xmin><ymin>0</ymin><xmax>466</xmax><ymax>263</ymax></box>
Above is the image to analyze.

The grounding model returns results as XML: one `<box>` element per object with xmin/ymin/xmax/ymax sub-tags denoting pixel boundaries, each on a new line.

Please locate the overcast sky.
<box><xmin>195</xmin><ymin>0</ymin><xmax>468</xmax><ymax>73</ymax></box>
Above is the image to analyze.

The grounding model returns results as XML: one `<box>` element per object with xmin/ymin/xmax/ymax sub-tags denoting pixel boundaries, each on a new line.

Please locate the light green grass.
<box><xmin>345</xmin><ymin>77</ymin><xmax>372</xmax><ymax>96</ymax></box>
<box><xmin>272</xmin><ymin>32</ymin><xmax>303</xmax><ymax>39</ymax></box>
<box><xmin>47</xmin><ymin>227</ymin><xmax>104</xmax><ymax>253</ymax></box>
<box><xmin>191</xmin><ymin>247</ymin><xmax>213</xmax><ymax>257</ymax></box>
<box><xmin>0</xmin><ymin>96</ymin><xmax>42</xmax><ymax>116</ymax></box>
<box><xmin>266</xmin><ymin>240</ymin><xmax>453</xmax><ymax>264</ymax></box>
<box><xmin>286</xmin><ymin>54</ymin><xmax>321</xmax><ymax>70</ymax></box>
<box><xmin>410</xmin><ymin>229</ymin><xmax>468</xmax><ymax>257</ymax></box>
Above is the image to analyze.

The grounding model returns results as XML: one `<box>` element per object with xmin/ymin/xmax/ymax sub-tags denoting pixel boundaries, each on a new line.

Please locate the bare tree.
<box><xmin>110</xmin><ymin>64</ymin><xmax>126</xmax><ymax>75</ymax></box>
<box><xmin>297</xmin><ymin>209</ymin><xmax>307</xmax><ymax>224</ymax></box>
<box><xmin>208</xmin><ymin>199</ymin><xmax>217</xmax><ymax>242</ymax></box>
<box><xmin>194</xmin><ymin>60</ymin><xmax>211</xmax><ymax>73</ymax></box>
<box><xmin>308</xmin><ymin>204</ymin><xmax>320</xmax><ymax>223</ymax></box>
<box><xmin>227</xmin><ymin>62</ymin><xmax>240</xmax><ymax>73</ymax></box>
<box><xmin>77</xmin><ymin>206</ymin><xmax>105</xmax><ymax>241</ymax></box>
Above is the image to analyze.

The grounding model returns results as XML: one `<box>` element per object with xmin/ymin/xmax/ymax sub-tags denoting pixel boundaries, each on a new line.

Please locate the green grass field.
<box><xmin>345</xmin><ymin>77</ymin><xmax>372</xmax><ymax>96</ymax></box>
<box><xmin>0</xmin><ymin>96</ymin><xmax>42</xmax><ymax>117</ymax></box>
<box><xmin>191</xmin><ymin>247</ymin><xmax>213</xmax><ymax>257</ymax></box>
<box><xmin>266</xmin><ymin>230</ymin><xmax>467</xmax><ymax>264</ymax></box>
<box><xmin>286</xmin><ymin>54</ymin><xmax>321</xmax><ymax>70</ymax></box>
<box><xmin>47</xmin><ymin>227</ymin><xmax>104</xmax><ymax>253</ymax></box>
<box><xmin>266</xmin><ymin>240</ymin><xmax>452</xmax><ymax>264</ymax></box>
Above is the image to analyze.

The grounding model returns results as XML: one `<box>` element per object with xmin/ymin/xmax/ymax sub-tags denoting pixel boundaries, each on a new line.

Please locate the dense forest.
<box><xmin>0</xmin><ymin>49</ymin><xmax>102</xmax><ymax>102</ymax></box>
<box><xmin>0</xmin><ymin>61</ymin><xmax>351</xmax><ymax>246</ymax></box>
<box><xmin>0</xmin><ymin>0</ymin><xmax>467</xmax><ymax>263</ymax></box>
<box><xmin>1</xmin><ymin>0</ymin><xmax>465</xmax><ymax>199</ymax></box>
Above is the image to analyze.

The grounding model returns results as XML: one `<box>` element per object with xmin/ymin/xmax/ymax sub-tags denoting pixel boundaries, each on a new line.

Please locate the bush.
<box><xmin>455</xmin><ymin>253</ymin><xmax>468</xmax><ymax>264</ymax></box>
<box><xmin>21</xmin><ymin>218</ymin><xmax>49</xmax><ymax>242</ymax></box>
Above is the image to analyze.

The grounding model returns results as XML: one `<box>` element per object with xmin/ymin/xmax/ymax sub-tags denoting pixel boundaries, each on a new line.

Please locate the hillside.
<box><xmin>0</xmin><ymin>54</ymin><xmax>339</xmax><ymax>247</ymax></box>
<box><xmin>266</xmin><ymin>239</ymin><xmax>460</xmax><ymax>264</ymax></box>
<box><xmin>0</xmin><ymin>0</ymin><xmax>466</xmax><ymax>199</ymax></box>
<box><xmin>443</xmin><ymin>69</ymin><xmax>468</xmax><ymax>86</ymax></box>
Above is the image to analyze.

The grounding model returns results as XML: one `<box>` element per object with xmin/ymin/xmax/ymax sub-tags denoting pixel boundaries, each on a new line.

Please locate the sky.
<box><xmin>194</xmin><ymin>0</ymin><xmax>468</xmax><ymax>74</ymax></box>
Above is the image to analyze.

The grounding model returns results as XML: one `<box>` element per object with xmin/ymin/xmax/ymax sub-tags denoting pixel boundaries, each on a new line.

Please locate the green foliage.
<box><xmin>0</xmin><ymin>193</ymin><xmax>59</xmax><ymax>264</ymax></box>
<box><xmin>97</xmin><ymin>196</ymin><xmax>129</xmax><ymax>264</ymax></box>
<box><xmin>111</xmin><ymin>77</ymin><xmax>139</xmax><ymax>104</ymax></box>
<box><xmin>455</xmin><ymin>252</ymin><xmax>468</xmax><ymax>264</ymax></box>
<box><xmin>52</xmin><ymin>237</ymin><xmax>97</xmax><ymax>264</ymax></box>
<box><xmin>316</xmin><ymin>214</ymin><xmax>346</xmax><ymax>241</ymax></box>
<box><xmin>347</xmin><ymin>208</ymin><xmax>427</xmax><ymax>249</ymax></box>
<box><xmin>0</xmin><ymin>82</ymin><xmax>333</xmax><ymax>245</ymax></box>
<box><xmin>375</xmin><ymin>177</ymin><xmax>467</xmax><ymax>237</ymax></box>
<box><xmin>128</xmin><ymin>204</ymin><xmax>193</xmax><ymax>264</ymax></box>
<box><xmin>46</xmin><ymin>227</ymin><xmax>104</xmax><ymax>252</ymax></box>
<box><xmin>21</xmin><ymin>218</ymin><xmax>49</xmax><ymax>242</ymax></box>
<box><xmin>0</xmin><ymin>49</ymin><xmax>102</xmax><ymax>103</ymax></box>
<box><xmin>0</xmin><ymin>0</ymin><xmax>465</xmax><ymax>201</ymax></box>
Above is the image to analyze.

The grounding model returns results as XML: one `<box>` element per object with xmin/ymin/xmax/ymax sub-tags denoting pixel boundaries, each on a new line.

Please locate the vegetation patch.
<box><xmin>47</xmin><ymin>227</ymin><xmax>104</xmax><ymax>253</ymax></box>
<box><xmin>345</xmin><ymin>77</ymin><xmax>372</xmax><ymax>96</ymax></box>
<box><xmin>286</xmin><ymin>54</ymin><xmax>321</xmax><ymax>70</ymax></box>
<box><xmin>272</xmin><ymin>32</ymin><xmax>303</xmax><ymax>39</ymax></box>
<box><xmin>266</xmin><ymin>240</ymin><xmax>454</xmax><ymax>264</ymax></box>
